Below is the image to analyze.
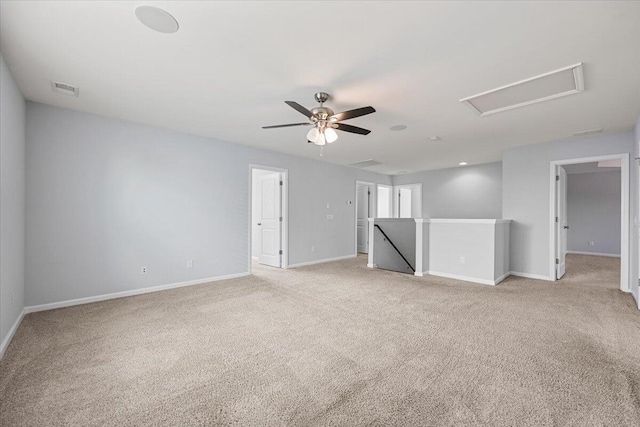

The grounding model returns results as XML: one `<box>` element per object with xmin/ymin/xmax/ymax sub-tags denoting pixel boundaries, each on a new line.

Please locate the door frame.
<box><xmin>249</xmin><ymin>164</ymin><xmax>289</xmax><ymax>272</ymax></box>
<box><xmin>548</xmin><ymin>153</ymin><xmax>629</xmax><ymax>292</ymax></box>
<box><xmin>355</xmin><ymin>181</ymin><xmax>376</xmax><ymax>256</ymax></box>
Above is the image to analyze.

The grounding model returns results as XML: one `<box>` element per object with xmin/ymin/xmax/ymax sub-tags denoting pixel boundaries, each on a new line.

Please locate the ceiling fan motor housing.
<box><xmin>314</xmin><ymin>92</ymin><xmax>330</xmax><ymax>104</ymax></box>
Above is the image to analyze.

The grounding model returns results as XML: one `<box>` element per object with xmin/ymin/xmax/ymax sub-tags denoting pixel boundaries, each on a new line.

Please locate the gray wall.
<box><xmin>634</xmin><ymin>117</ymin><xmax>640</xmax><ymax>307</ymax></box>
<box><xmin>567</xmin><ymin>171</ymin><xmax>621</xmax><ymax>255</ymax></box>
<box><xmin>25</xmin><ymin>103</ymin><xmax>391</xmax><ymax>306</ymax></box>
<box><xmin>503</xmin><ymin>131</ymin><xmax>636</xmax><ymax>281</ymax></box>
<box><xmin>392</xmin><ymin>162</ymin><xmax>502</xmax><ymax>219</ymax></box>
<box><xmin>0</xmin><ymin>53</ymin><xmax>26</xmax><ymax>351</ymax></box>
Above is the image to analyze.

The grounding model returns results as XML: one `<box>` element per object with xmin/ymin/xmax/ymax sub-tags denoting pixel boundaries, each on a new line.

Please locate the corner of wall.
<box><xmin>0</xmin><ymin>53</ymin><xmax>27</xmax><ymax>359</ymax></box>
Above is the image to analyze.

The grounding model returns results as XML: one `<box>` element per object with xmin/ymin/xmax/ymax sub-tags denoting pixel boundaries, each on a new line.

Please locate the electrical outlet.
<box><xmin>459</xmin><ymin>257</ymin><xmax>466</xmax><ymax>264</ymax></box>
<box><xmin>187</xmin><ymin>260</ymin><xmax>193</xmax><ymax>268</ymax></box>
<box><xmin>326</xmin><ymin>203</ymin><xmax>330</xmax><ymax>209</ymax></box>
<box><xmin>141</xmin><ymin>266</ymin><xmax>147</xmax><ymax>274</ymax></box>
<box><xmin>589</xmin><ymin>241</ymin><xmax>595</xmax><ymax>246</ymax></box>
<box><xmin>326</xmin><ymin>214</ymin><xmax>334</xmax><ymax>220</ymax></box>
<box><xmin>311</xmin><ymin>246</ymin><xmax>315</xmax><ymax>252</ymax></box>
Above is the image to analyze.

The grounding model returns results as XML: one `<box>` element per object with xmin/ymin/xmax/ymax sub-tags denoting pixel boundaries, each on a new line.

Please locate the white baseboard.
<box><xmin>288</xmin><ymin>254</ymin><xmax>356</xmax><ymax>268</ymax></box>
<box><xmin>494</xmin><ymin>272</ymin><xmax>510</xmax><ymax>285</ymax></box>
<box><xmin>0</xmin><ymin>308</ymin><xmax>25</xmax><ymax>360</ymax></box>
<box><xmin>509</xmin><ymin>271</ymin><xmax>553</xmax><ymax>281</ymax></box>
<box><xmin>24</xmin><ymin>272</ymin><xmax>250</xmax><ymax>314</ymax></box>
<box><xmin>566</xmin><ymin>251</ymin><xmax>621</xmax><ymax>258</ymax></box>
<box><xmin>251</xmin><ymin>256</ymin><xmax>259</xmax><ymax>261</ymax></box>
<box><xmin>367</xmin><ymin>263</ymin><xmax>378</xmax><ymax>268</ymax></box>
<box><xmin>631</xmin><ymin>286</ymin><xmax>639</xmax><ymax>310</ymax></box>
<box><xmin>414</xmin><ymin>271</ymin><xmax>428</xmax><ymax>277</ymax></box>
<box><xmin>427</xmin><ymin>270</ymin><xmax>496</xmax><ymax>286</ymax></box>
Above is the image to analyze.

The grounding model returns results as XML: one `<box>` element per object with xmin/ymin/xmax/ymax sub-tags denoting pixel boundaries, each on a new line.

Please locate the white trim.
<box><xmin>549</xmin><ymin>153</ymin><xmax>630</xmax><ymax>292</ymax></box>
<box><xmin>509</xmin><ymin>271</ymin><xmax>554</xmax><ymax>281</ymax></box>
<box><xmin>414</xmin><ymin>271</ymin><xmax>427</xmax><ymax>277</ymax></box>
<box><xmin>429</xmin><ymin>218</ymin><xmax>511</xmax><ymax>224</ymax></box>
<box><xmin>367</xmin><ymin>263</ymin><xmax>377</xmax><ymax>268</ymax></box>
<box><xmin>249</xmin><ymin>164</ymin><xmax>289</xmax><ymax>271</ymax></box>
<box><xmin>460</xmin><ymin>63</ymin><xmax>584</xmax><ymax>116</ymax></box>
<box><xmin>251</xmin><ymin>256</ymin><xmax>259</xmax><ymax>261</ymax></box>
<box><xmin>0</xmin><ymin>309</ymin><xmax>25</xmax><ymax>360</ymax></box>
<box><xmin>288</xmin><ymin>254</ymin><xmax>356</xmax><ymax>269</ymax></box>
<box><xmin>414</xmin><ymin>220</ymin><xmax>424</xmax><ymax>276</ymax></box>
<box><xmin>24</xmin><ymin>272</ymin><xmax>250</xmax><ymax>314</ymax></box>
<box><xmin>495</xmin><ymin>272</ymin><xmax>511</xmax><ymax>285</ymax></box>
<box><xmin>566</xmin><ymin>251</ymin><xmax>621</xmax><ymax>258</ymax></box>
<box><xmin>427</xmin><ymin>270</ymin><xmax>496</xmax><ymax>286</ymax></box>
<box><xmin>355</xmin><ymin>181</ymin><xmax>376</xmax><ymax>256</ymax></box>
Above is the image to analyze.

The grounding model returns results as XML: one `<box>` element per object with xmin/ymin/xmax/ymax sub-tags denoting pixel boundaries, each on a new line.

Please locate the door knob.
<box><xmin>257</xmin><ymin>222</ymin><xmax>262</xmax><ymax>226</ymax></box>
<box><xmin>564</xmin><ymin>226</ymin><xmax>569</xmax><ymax>229</ymax></box>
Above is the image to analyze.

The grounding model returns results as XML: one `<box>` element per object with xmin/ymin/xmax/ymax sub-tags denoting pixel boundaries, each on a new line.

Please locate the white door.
<box><xmin>258</xmin><ymin>173</ymin><xmax>281</xmax><ymax>267</ymax></box>
<box><xmin>356</xmin><ymin>184</ymin><xmax>370</xmax><ymax>253</ymax></box>
<box><xmin>399</xmin><ymin>187</ymin><xmax>412</xmax><ymax>218</ymax></box>
<box><xmin>556</xmin><ymin>166</ymin><xmax>568</xmax><ymax>279</ymax></box>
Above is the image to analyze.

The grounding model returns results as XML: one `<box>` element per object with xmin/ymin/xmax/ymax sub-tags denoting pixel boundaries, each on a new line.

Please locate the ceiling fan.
<box><xmin>262</xmin><ymin>92</ymin><xmax>375</xmax><ymax>146</ymax></box>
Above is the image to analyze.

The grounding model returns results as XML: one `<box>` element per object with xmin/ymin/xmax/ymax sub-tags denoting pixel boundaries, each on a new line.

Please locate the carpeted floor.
<box><xmin>1</xmin><ymin>254</ymin><xmax>639</xmax><ymax>426</ymax></box>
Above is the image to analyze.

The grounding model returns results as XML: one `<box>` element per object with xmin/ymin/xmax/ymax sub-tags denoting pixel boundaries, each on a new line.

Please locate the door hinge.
<box><xmin>279</xmin><ymin>250</ymin><xmax>283</xmax><ymax>255</ymax></box>
<box><xmin>279</xmin><ymin>217</ymin><xmax>283</xmax><ymax>221</ymax></box>
<box><xmin>279</xmin><ymin>181</ymin><xmax>283</xmax><ymax>186</ymax></box>
<box><xmin>556</xmin><ymin>216</ymin><xmax>558</xmax><ymax>223</ymax></box>
<box><xmin>368</xmin><ymin>190</ymin><xmax>370</xmax><ymax>195</ymax></box>
<box><xmin>556</xmin><ymin>258</ymin><xmax>559</xmax><ymax>265</ymax></box>
<box><xmin>556</xmin><ymin>175</ymin><xmax>560</xmax><ymax>181</ymax></box>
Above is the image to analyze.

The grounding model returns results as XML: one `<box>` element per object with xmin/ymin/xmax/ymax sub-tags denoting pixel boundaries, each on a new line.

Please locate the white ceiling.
<box><xmin>1</xmin><ymin>1</ymin><xmax>639</xmax><ymax>175</ymax></box>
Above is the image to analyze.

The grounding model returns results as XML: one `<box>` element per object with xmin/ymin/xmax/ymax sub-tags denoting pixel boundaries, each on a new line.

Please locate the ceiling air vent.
<box><xmin>573</xmin><ymin>128</ymin><xmax>602</xmax><ymax>137</ymax></box>
<box><xmin>460</xmin><ymin>63</ymin><xmax>584</xmax><ymax>116</ymax></box>
<box><xmin>51</xmin><ymin>81</ymin><xmax>79</xmax><ymax>97</ymax></box>
<box><xmin>349</xmin><ymin>159</ymin><xmax>383</xmax><ymax>168</ymax></box>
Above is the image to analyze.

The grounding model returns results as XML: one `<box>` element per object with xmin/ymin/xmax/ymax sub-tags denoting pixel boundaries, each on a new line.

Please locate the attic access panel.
<box><xmin>460</xmin><ymin>63</ymin><xmax>584</xmax><ymax>116</ymax></box>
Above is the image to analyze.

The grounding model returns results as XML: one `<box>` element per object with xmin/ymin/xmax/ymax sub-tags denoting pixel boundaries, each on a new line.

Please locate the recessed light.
<box><xmin>458</xmin><ymin>162</ymin><xmax>468</xmax><ymax>166</ymax></box>
<box><xmin>390</xmin><ymin>125</ymin><xmax>407</xmax><ymax>131</ymax></box>
<box><xmin>135</xmin><ymin>6</ymin><xmax>179</xmax><ymax>33</ymax></box>
<box><xmin>428</xmin><ymin>136</ymin><xmax>440</xmax><ymax>141</ymax></box>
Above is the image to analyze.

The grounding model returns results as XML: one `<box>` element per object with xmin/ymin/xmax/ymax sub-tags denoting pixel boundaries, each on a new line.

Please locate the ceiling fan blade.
<box><xmin>330</xmin><ymin>106</ymin><xmax>376</xmax><ymax>122</ymax></box>
<box><xmin>285</xmin><ymin>101</ymin><xmax>314</xmax><ymax>118</ymax></box>
<box><xmin>333</xmin><ymin>123</ymin><xmax>371</xmax><ymax>135</ymax></box>
<box><xmin>262</xmin><ymin>122</ymin><xmax>312</xmax><ymax>129</ymax></box>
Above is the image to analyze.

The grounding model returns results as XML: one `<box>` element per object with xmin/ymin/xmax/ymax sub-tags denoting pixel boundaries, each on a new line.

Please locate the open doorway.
<box><xmin>550</xmin><ymin>154</ymin><xmax>629</xmax><ymax>292</ymax></box>
<box><xmin>355</xmin><ymin>181</ymin><xmax>376</xmax><ymax>254</ymax></box>
<box><xmin>393</xmin><ymin>183</ymin><xmax>422</xmax><ymax>218</ymax></box>
<box><xmin>250</xmin><ymin>165</ymin><xmax>288</xmax><ymax>271</ymax></box>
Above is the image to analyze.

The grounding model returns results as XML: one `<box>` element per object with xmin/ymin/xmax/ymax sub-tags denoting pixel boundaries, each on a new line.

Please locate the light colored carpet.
<box><xmin>1</xmin><ymin>254</ymin><xmax>639</xmax><ymax>426</ymax></box>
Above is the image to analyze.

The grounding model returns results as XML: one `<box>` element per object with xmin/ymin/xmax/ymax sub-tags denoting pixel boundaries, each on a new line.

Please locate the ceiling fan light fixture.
<box><xmin>325</xmin><ymin>128</ymin><xmax>338</xmax><ymax>143</ymax></box>
<box><xmin>315</xmin><ymin>132</ymin><xmax>327</xmax><ymax>146</ymax></box>
<box><xmin>307</xmin><ymin>127</ymin><xmax>319</xmax><ymax>142</ymax></box>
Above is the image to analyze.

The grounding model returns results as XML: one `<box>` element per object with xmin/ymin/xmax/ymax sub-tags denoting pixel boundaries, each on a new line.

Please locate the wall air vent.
<box><xmin>51</xmin><ymin>81</ymin><xmax>79</xmax><ymax>97</ymax></box>
<box><xmin>460</xmin><ymin>63</ymin><xmax>584</xmax><ymax>116</ymax></box>
<box><xmin>349</xmin><ymin>159</ymin><xmax>383</xmax><ymax>168</ymax></box>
